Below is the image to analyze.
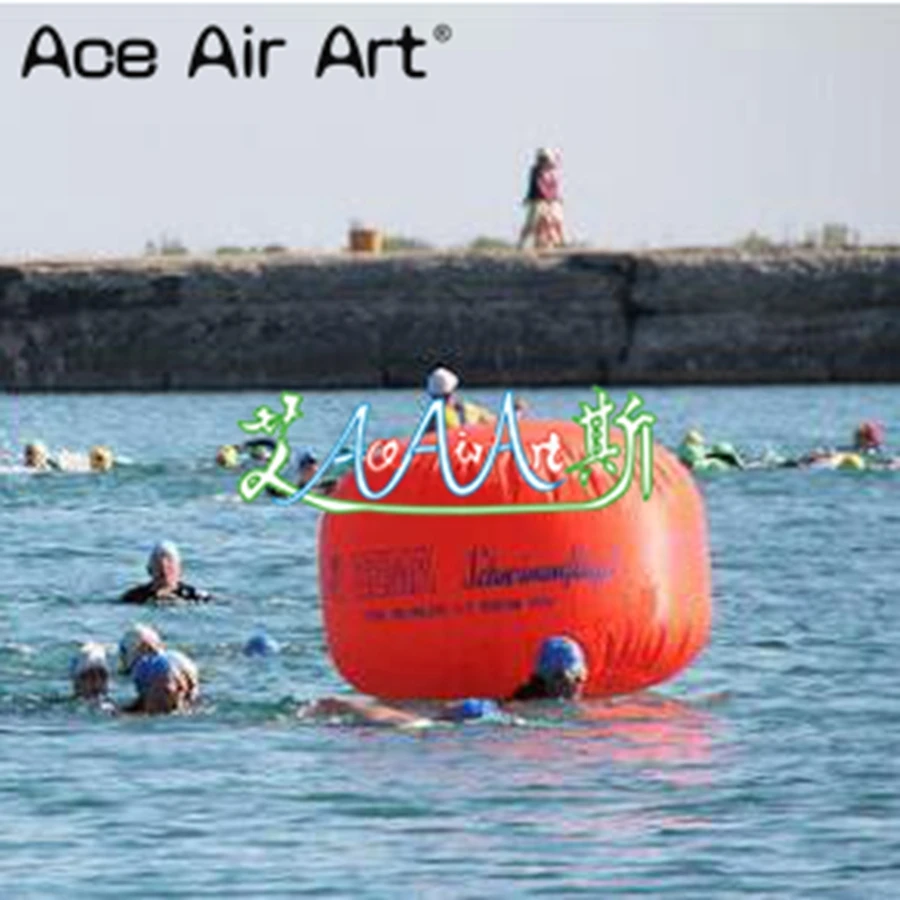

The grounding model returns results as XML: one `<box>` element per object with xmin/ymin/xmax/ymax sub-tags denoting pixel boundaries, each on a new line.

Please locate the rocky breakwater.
<box><xmin>0</xmin><ymin>248</ymin><xmax>898</xmax><ymax>390</ymax></box>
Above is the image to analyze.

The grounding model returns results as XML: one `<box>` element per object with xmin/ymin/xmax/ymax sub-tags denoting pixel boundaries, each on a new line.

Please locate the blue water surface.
<box><xmin>0</xmin><ymin>385</ymin><xmax>898</xmax><ymax>898</ymax></box>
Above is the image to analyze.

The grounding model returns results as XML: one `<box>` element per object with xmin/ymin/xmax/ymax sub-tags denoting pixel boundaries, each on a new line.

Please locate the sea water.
<box><xmin>0</xmin><ymin>385</ymin><xmax>898</xmax><ymax>897</ymax></box>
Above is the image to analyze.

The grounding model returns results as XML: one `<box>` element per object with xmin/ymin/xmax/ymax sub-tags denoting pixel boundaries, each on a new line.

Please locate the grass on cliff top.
<box><xmin>10</xmin><ymin>244</ymin><xmax>900</xmax><ymax>275</ymax></box>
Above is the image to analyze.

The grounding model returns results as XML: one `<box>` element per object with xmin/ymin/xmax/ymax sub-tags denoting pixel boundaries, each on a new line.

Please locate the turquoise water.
<box><xmin>1</xmin><ymin>385</ymin><xmax>898</xmax><ymax>897</ymax></box>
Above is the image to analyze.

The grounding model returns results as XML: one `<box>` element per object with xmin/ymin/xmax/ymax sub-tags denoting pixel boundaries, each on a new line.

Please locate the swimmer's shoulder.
<box><xmin>120</xmin><ymin>583</ymin><xmax>155</xmax><ymax>604</ymax></box>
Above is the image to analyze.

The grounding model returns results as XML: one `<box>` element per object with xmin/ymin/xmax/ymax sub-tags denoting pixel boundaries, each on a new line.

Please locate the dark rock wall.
<box><xmin>1</xmin><ymin>249</ymin><xmax>898</xmax><ymax>390</ymax></box>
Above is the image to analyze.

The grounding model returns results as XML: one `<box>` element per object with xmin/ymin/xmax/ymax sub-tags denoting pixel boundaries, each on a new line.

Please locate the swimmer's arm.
<box><xmin>308</xmin><ymin>696</ymin><xmax>432</xmax><ymax>729</ymax></box>
<box><xmin>177</xmin><ymin>583</ymin><xmax>212</xmax><ymax>603</ymax></box>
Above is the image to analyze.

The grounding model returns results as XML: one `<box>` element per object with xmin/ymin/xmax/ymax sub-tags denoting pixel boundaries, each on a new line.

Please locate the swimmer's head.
<box><xmin>854</xmin><ymin>421</ymin><xmax>885</xmax><ymax>451</ymax></box>
<box><xmin>118</xmin><ymin>623</ymin><xmax>164</xmax><ymax>674</ymax></box>
<box><xmin>426</xmin><ymin>366</ymin><xmax>459</xmax><ymax>399</ymax></box>
<box><xmin>534</xmin><ymin>636</ymin><xmax>588</xmax><ymax>699</ymax></box>
<box><xmin>131</xmin><ymin>652</ymin><xmax>179</xmax><ymax>714</ymax></box>
<box><xmin>243</xmin><ymin>631</ymin><xmax>280</xmax><ymax>658</ymax></box>
<box><xmin>513</xmin><ymin>396</ymin><xmax>530</xmax><ymax>417</ymax></box>
<box><xmin>89</xmin><ymin>445</ymin><xmax>114</xmax><ymax>472</ymax></box>
<box><xmin>132</xmin><ymin>650</ymin><xmax>197</xmax><ymax>714</ymax></box>
<box><xmin>132</xmin><ymin>652</ymin><xmax>173</xmax><ymax>694</ymax></box>
<box><xmin>147</xmin><ymin>540</ymin><xmax>182</xmax><ymax>586</ymax></box>
<box><xmin>683</xmin><ymin>429</ymin><xmax>705</xmax><ymax>447</ymax></box>
<box><xmin>70</xmin><ymin>641</ymin><xmax>110</xmax><ymax>699</ymax></box>
<box><xmin>297</xmin><ymin>449</ymin><xmax>319</xmax><ymax>487</ymax></box>
<box><xmin>24</xmin><ymin>442</ymin><xmax>49</xmax><ymax>469</ymax></box>
<box><xmin>216</xmin><ymin>445</ymin><xmax>240</xmax><ymax>469</ymax></box>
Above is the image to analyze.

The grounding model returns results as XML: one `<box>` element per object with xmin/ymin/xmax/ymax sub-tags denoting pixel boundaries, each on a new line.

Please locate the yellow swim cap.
<box><xmin>89</xmin><ymin>445</ymin><xmax>114</xmax><ymax>472</ymax></box>
<box><xmin>216</xmin><ymin>445</ymin><xmax>240</xmax><ymax>469</ymax></box>
<box><xmin>683</xmin><ymin>429</ymin><xmax>705</xmax><ymax>447</ymax></box>
<box><xmin>836</xmin><ymin>453</ymin><xmax>866</xmax><ymax>471</ymax></box>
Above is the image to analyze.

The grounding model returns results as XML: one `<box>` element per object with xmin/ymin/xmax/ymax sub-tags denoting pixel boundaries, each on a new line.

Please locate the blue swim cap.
<box><xmin>132</xmin><ymin>651</ymin><xmax>174</xmax><ymax>695</ymax></box>
<box><xmin>444</xmin><ymin>698</ymin><xmax>501</xmax><ymax>722</ymax></box>
<box><xmin>535</xmin><ymin>636</ymin><xmax>587</xmax><ymax>680</ymax></box>
<box><xmin>243</xmin><ymin>631</ymin><xmax>279</xmax><ymax>657</ymax></box>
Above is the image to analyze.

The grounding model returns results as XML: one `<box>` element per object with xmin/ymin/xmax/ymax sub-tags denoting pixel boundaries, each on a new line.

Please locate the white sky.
<box><xmin>1</xmin><ymin>4</ymin><xmax>898</xmax><ymax>258</ymax></box>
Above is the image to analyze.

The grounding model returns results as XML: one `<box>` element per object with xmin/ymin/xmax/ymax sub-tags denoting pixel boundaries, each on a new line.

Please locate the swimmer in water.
<box><xmin>850</xmin><ymin>421</ymin><xmax>897</xmax><ymax>467</ymax></box>
<box><xmin>216</xmin><ymin>444</ymin><xmax>241</xmax><ymax>469</ymax></box>
<box><xmin>88</xmin><ymin>445</ymin><xmax>115</xmax><ymax>473</ymax></box>
<box><xmin>423</xmin><ymin>366</ymin><xmax>496</xmax><ymax>434</ymax></box>
<box><xmin>296</xmin><ymin>448</ymin><xmax>319</xmax><ymax>488</ymax></box>
<box><xmin>677</xmin><ymin>430</ymin><xmax>744</xmax><ymax>471</ymax></box>
<box><xmin>118</xmin><ymin>623</ymin><xmax>165</xmax><ymax>675</ymax></box>
<box><xmin>854</xmin><ymin>420</ymin><xmax>885</xmax><ymax>455</ymax></box>
<box><xmin>296</xmin><ymin>448</ymin><xmax>339</xmax><ymax>496</ymax></box>
<box><xmin>244</xmin><ymin>630</ymin><xmax>280</xmax><ymax>658</ymax></box>
<box><xmin>215</xmin><ymin>438</ymin><xmax>277</xmax><ymax>469</ymax></box>
<box><xmin>260</xmin><ymin>447</ymin><xmax>340</xmax><ymax>498</ymax></box>
<box><xmin>117</xmin><ymin>623</ymin><xmax>198</xmax><ymax>715</ymax></box>
<box><xmin>70</xmin><ymin>642</ymin><xmax>112</xmax><ymax>703</ymax></box>
<box><xmin>23</xmin><ymin>442</ymin><xmax>59</xmax><ymax>471</ymax></box>
<box><xmin>120</xmin><ymin>541</ymin><xmax>211</xmax><ymax>604</ymax></box>
<box><xmin>126</xmin><ymin>648</ymin><xmax>200</xmax><ymax>715</ymax></box>
<box><xmin>777</xmin><ymin>423</ymin><xmax>888</xmax><ymax>470</ymax></box>
<box><xmin>308</xmin><ymin>635</ymin><xmax>588</xmax><ymax>728</ymax></box>
<box><xmin>242</xmin><ymin>438</ymin><xmax>277</xmax><ymax>461</ymax></box>
<box><xmin>507</xmin><ymin>635</ymin><xmax>588</xmax><ymax>701</ymax></box>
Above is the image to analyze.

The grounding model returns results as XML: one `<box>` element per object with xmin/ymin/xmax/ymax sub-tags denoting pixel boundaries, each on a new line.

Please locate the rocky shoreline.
<box><xmin>1</xmin><ymin>247</ymin><xmax>898</xmax><ymax>390</ymax></box>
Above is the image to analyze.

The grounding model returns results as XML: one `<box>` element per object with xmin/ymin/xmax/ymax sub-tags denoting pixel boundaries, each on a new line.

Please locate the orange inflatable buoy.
<box><xmin>318</xmin><ymin>419</ymin><xmax>712</xmax><ymax>700</ymax></box>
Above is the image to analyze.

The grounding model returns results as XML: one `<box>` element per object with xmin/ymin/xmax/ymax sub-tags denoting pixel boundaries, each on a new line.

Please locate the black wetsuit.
<box><xmin>241</xmin><ymin>438</ymin><xmax>277</xmax><ymax>455</ymax></box>
<box><xmin>509</xmin><ymin>676</ymin><xmax>552</xmax><ymax>701</ymax></box>
<box><xmin>120</xmin><ymin>582</ymin><xmax>211</xmax><ymax>604</ymax></box>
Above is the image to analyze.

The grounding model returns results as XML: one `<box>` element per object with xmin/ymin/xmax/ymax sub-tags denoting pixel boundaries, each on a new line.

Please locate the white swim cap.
<box><xmin>118</xmin><ymin>623</ymin><xmax>164</xmax><ymax>674</ymax></box>
<box><xmin>167</xmin><ymin>649</ymin><xmax>200</xmax><ymax>700</ymax></box>
<box><xmin>168</xmin><ymin>649</ymin><xmax>198</xmax><ymax>682</ymax></box>
<box><xmin>426</xmin><ymin>367</ymin><xmax>459</xmax><ymax>398</ymax></box>
<box><xmin>70</xmin><ymin>642</ymin><xmax>109</xmax><ymax>679</ymax></box>
<box><xmin>147</xmin><ymin>540</ymin><xmax>181</xmax><ymax>577</ymax></box>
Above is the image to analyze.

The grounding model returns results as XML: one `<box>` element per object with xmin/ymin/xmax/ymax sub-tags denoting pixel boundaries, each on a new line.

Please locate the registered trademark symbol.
<box><xmin>433</xmin><ymin>24</ymin><xmax>453</xmax><ymax>43</ymax></box>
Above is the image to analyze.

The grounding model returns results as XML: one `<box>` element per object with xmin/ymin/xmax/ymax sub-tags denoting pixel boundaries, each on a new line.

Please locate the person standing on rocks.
<box><xmin>518</xmin><ymin>148</ymin><xmax>566</xmax><ymax>250</ymax></box>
